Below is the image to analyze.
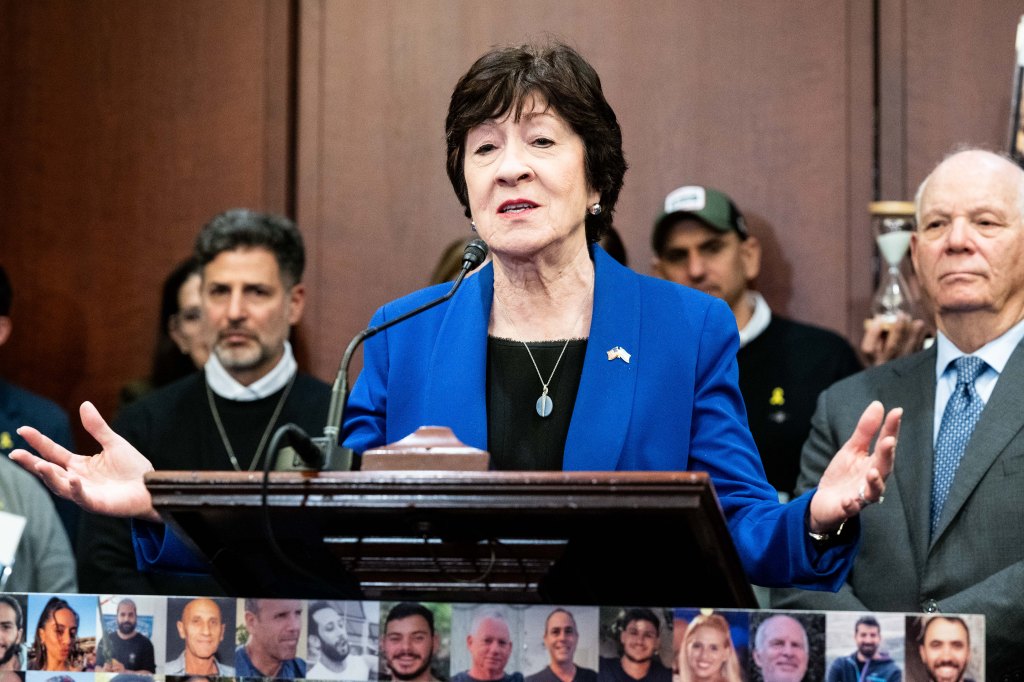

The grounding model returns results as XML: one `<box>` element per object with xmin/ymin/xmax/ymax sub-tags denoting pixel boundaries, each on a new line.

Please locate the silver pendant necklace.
<box><xmin>518</xmin><ymin>337</ymin><xmax>572</xmax><ymax>418</ymax></box>
<box><xmin>205</xmin><ymin>373</ymin><xmax>296</xmax><ymax>471</ymax></box>
<box><xmin>495</xmin><ymin>288</ymin><xmax>590</xmax><ymax>418</ymax></box>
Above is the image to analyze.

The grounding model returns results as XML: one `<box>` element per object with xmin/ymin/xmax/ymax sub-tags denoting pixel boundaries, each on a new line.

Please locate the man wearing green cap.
<box><xmin>651</xmin><ymin>185</ymin><xmax>862</xmax><ymax>498</ymax></box>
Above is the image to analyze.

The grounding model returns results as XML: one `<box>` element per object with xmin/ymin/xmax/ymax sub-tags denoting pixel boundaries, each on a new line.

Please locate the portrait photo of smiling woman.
<box><xmin>675</xmin><ymin>613</ymin><xmax>744</xmax><ymax>682</ymax></box>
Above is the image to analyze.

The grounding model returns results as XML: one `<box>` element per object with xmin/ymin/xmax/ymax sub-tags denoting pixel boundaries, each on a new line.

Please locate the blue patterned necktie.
<box><xmin>930</xmin><ymin>355</ymin><xmax>987</xmax><ymax>538</ymax></box>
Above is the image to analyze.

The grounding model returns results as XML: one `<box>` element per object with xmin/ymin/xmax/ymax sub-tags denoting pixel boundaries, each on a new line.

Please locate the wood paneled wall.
<box><xmin>0</xmin><ymin>0</ymin><xmax>292</xmax><ymax>435</ymax></box>
<box><xmin>901</xmin><ymin>0</ymin><xmax>1022</xmax><ymax>189</ymax></box>
<box><xmin>877</xmin><ymin>0</ymin><xmax>1023</xmax><ymax>197</ymax></box>
<box><xmin>296</xmin><ymin>0</ymin><xmax>876</xmax><ymax>381</ymax></box>
<box><xmin>1</xmin><ymin>0</ymin><xmax>1022</xmax><ymax>432</ymax></box>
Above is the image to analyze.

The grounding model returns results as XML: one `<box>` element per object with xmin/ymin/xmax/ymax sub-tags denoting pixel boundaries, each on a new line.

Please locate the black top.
<box><xmin>737</xmin><ymin>315</ymin><xmax>862</xmax><ymax>496</ymax></box>
<box><xmin>487</xmin><ymin>337</ymin><xmax>587</xmax><ymax>471</ymax></box>
<box><xmin>598</xmin><ymin>657</ymin><xmax>672</xmax><ymax>682</ymax></box>
<box><xmin>75</xmin><ymin>370</ymin><xmax>331</xmax><ymax>595</ymax></box>
<box><xmin>453</xmin><ymin>673</ymin><xmax>524</xmax><ymax>682</ymax></box>
<box><xmin>95</xmin><ymin>631</ymin><xmax>156</xmax><ymax>673</ymax></box>
<box><xmin>526</xmin><ymin>666</ymin><xmax>598</xmax><ymax>682</ymax></box>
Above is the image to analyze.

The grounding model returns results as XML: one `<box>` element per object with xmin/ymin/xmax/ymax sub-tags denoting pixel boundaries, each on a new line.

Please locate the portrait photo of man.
<box><xmin>598</xmin><ymin>608</ymin><xmax>671</xmax><ymax>682</ymax></box>
<box><xmin>379</xmin><ymin>602</ymin><xmax>449</xmax><ymax>682</ymax></box>
<box><xmin>750</xmin><ymin>614</ymin><xmax>824</xmax><ymax>682</ymax></box>
<box><xmin>0</xmin><ymin>595</ymin><xmax>26</xmax><ymax>671</ymax></box>
<box><xmin>904</xmin><ymin>616</ymin><xmax>982</xmax><ymax>682</ymax></box>
<box><xmin>307</xmin><ymin>601</ymin><xmax>378</xmax><ymax>681</ymax></box>
<box><xmin>165</xmin><ymin>597</ymin><xmax>235</xmax><ymax>676</ymax></box>
<box><xmin>95</xmin><ymin>597</ymin><xmax>158</xmax><ymax>674</ymax></box>
<box><xmin>824</xmin><ymin>614</ymin><xmax>902</xmax><ymax>682</ymax></box>
<box><xmin>523</xmin><ymin>607</ymin><xmax>598</xmax><ymax>682</ymax></box>
<box><xmin>235</xmin><ymin>599</ymin><xmax>306</xmax><ymax>679</ymax></box>
<box><xmin>451</xmin><ymin>607</ymin><xmax>522</xmax><ymax>682</ymax></box>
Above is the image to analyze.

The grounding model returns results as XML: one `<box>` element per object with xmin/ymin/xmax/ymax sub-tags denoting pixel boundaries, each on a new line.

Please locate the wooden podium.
<box><xmin>146</xmin><ymin>470</ymin><xmax>756</xmax><ymax>607</ymax></box>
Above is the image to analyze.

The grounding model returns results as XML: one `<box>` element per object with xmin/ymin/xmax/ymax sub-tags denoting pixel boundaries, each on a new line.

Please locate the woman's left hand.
<box><xmin>808</xmin><ymin>401</ymin><xmax>902</xmax><ymax>534</ymax></box>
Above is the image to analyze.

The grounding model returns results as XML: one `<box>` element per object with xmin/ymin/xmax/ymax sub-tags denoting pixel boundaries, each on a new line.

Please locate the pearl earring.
<box><xmin>588</xmin><ymin>203</ymin><xmax>602</xmax><ymax>216</ymax></box>
<box><xmin>471</xmin><ymin>220</ymin><xmax>477</xmax><ymax>232</ymax></box>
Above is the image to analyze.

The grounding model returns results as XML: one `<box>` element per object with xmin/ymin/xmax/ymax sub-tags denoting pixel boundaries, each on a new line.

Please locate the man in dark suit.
<box><xmin>772</xmin><ymin>149</ymin><xmax>1024</xmax><ymax>681</ymax></box>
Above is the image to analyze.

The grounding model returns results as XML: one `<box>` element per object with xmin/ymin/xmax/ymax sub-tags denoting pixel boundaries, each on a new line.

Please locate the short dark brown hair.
<box><xmin>385</xmin><ymin>602</ymin><xmax>435</xmax><ymax>635</ymax></box>
<box><xmin>445</xmin><ymin>42</ymin><xmax>627</xmax><ymax>243</ymax></box>
<box><xmin>621</xmin><ymin>607</ymin><xmax>660</xmax><ymax>633</ymax></box>
<box><xmin>196</xmin><ymin>209</ymin><xmax>305</xmax><ymax>287</ymax></box>
<box><xmin>918</xmin><ymin>615</ymin><xmax>970</xmax><ymax>646</ymax></box>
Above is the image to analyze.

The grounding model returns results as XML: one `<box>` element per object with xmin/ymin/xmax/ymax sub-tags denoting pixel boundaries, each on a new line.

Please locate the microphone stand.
<box><xmin>267</xmin><ymin>237</ymin><xmax>489</xmax><ymax>473</ymax></box>
<box><xmin>256</xmin><ymin>239</ymin><xmax>488</xmax><ymax>594</ymax></box>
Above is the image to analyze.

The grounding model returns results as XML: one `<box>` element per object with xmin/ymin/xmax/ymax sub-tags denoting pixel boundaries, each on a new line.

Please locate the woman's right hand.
<box><xmin>9</xmin><ymin>401</ymin><xmax>160</xmax><ymax>522</ymax></box>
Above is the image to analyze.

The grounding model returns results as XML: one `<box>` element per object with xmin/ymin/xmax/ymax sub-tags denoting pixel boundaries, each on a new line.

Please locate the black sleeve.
<box><xmin>77</xmin><ymin>512</ymin><xmax>159</xmax><ymax>593</ymax></box>
<box><xmin>138</xmin><ymin>638</ymin><xmax>156</xmax><ymax>673</ymax></box>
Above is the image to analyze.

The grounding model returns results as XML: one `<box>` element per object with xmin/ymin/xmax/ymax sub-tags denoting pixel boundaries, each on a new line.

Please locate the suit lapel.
<box><xmin>884</xmin><ymin>348</ymin><xmax>937</xmax><ymax>566</ymax></box>
<box><xmin>421</xmin><ymin>266</ymin><xmax>493</xmax><ymax>451</ymax></box>
<box><xmin>563</xmin><ymin>247</ymin><xmax>640</xmax><ymax>471</ymax></box>
<box><xmin>932</xmin><ymin>339</ymin><xmax>1024</xmax><ymax>544</ymax></box>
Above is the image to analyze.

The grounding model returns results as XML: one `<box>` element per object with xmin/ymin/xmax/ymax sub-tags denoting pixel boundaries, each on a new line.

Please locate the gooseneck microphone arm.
<box><xmin>321</xmin><ymin>238</ymin><xmax>489</xmax><ymax>462</ymax></box>
<box><xmin>257</xmin><ymin>239</ymin><xmax>487</xmax><ymax>594</ymax></box>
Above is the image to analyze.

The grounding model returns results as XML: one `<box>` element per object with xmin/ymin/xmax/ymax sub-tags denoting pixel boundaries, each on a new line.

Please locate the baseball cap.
<box><xmin>652</xmin><ymin>185</ymin><xmax>749</xmax><ymax>253</ymax></box>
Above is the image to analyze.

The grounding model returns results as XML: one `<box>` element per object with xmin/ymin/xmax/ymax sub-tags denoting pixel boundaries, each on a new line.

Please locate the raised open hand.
<box><xmin>9</xmin><ymin>401</ymin><xmax>159</xmax><ymax>522</ymax></box>
<box><xmin>809</xmin><ymin>400</ymin><xmax>902</xmax><ymax>533</ymax></box>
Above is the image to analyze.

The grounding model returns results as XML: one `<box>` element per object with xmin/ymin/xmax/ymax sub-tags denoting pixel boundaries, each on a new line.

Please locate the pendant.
<box><xmin>536</xmin><ymin>393</ymin><xmax>553</xmax><ymax>418</ymax></box>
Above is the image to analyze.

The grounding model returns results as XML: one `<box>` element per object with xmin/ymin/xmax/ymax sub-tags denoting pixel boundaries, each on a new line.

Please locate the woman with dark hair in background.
<box><xmin>120</xmin><ymin>258</ymin><xmax>208</xmax><ymax>405</ymax></box>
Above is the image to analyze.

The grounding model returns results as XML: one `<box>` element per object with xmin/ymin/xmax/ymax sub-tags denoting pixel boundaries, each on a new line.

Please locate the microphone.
<box><xmin>461</xmin><ymin>237</ymin><xmax>489</xmax><ymax>270</ymax></box>
<box><xmin>272</xmin><ymin>238</ymin><xmax>489</xmax><ymax>471</ymax></box>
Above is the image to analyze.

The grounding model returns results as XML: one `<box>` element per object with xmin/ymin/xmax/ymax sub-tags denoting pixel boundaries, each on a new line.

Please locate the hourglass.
<box><xmin>869</xmin><ymin>201</ymin><xmax>916</xmax><ymax>323</ymax></box>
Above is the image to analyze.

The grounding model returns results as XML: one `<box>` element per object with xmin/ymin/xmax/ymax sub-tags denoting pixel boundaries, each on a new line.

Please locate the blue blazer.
<box><xmin>344</xmin><ymin>246</ymin><xmax>857</xmax><ymax>589</ymax></box>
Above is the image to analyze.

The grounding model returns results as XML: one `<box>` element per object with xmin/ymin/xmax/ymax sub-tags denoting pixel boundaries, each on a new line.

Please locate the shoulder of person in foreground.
<box><xmin>0</xmin><ymin>454</ymin><xmax>77</xmax><ymax>592</ymax></box>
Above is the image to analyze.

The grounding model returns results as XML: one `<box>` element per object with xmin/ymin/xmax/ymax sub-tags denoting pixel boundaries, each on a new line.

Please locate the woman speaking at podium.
<box><xmin>11</xmin><ymin>42</ymin><xmax>899</xmax><ymax>590</ymax></box>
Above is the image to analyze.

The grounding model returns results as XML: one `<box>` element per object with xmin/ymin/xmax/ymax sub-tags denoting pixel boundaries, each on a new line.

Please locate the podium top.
<box><xmin>146</xmin><ymin>470</ymin><xmax>753</xmax><ymax>606</ymax></box>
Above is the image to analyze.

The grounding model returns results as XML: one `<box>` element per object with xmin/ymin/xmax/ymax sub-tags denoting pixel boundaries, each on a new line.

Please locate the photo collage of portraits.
<box><xmin>0</xmin><ymin>595</ymin><xmax>986</xmax><ymax>682</ymax></box>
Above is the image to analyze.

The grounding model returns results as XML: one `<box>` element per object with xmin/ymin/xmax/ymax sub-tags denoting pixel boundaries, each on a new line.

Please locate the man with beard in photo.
<box><xmin>0</xmin><ymin>596</ymin><xmax>25</xmax><ymax>671</ymax></box>
<box><xmin>826</xmin><ymin>616</ymin><xmax>900</xmax><ymax>682</ymax></box>
<box><xmin>95</xmin><ymin>599</ymin><xmax>156</xmax><ymax>674</ymax></box>
<box><xmin>382</xmin><ymin>603</ymin><xmax>442</xmax><ymax>682</ymax></box>
<box><xmin>917</xmin><ymin>618</ymin><xmax>973</xmax><ymax>682</ymax></box>
<box><xmin>599</xmin><ymin>609</ymin><xmax>670</xmax><ymax>682</ymax></box>
<box><xmin>308</xmin><ymin>602</ymin><xmax>370</xmax><ymax>681</ymax></box>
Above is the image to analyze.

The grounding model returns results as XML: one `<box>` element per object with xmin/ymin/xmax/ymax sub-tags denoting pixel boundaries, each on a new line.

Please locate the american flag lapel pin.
<box><xmin>606</xmin><ymin>346</ymin><xmax>631</xmax><ymax>363</ymax></box>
